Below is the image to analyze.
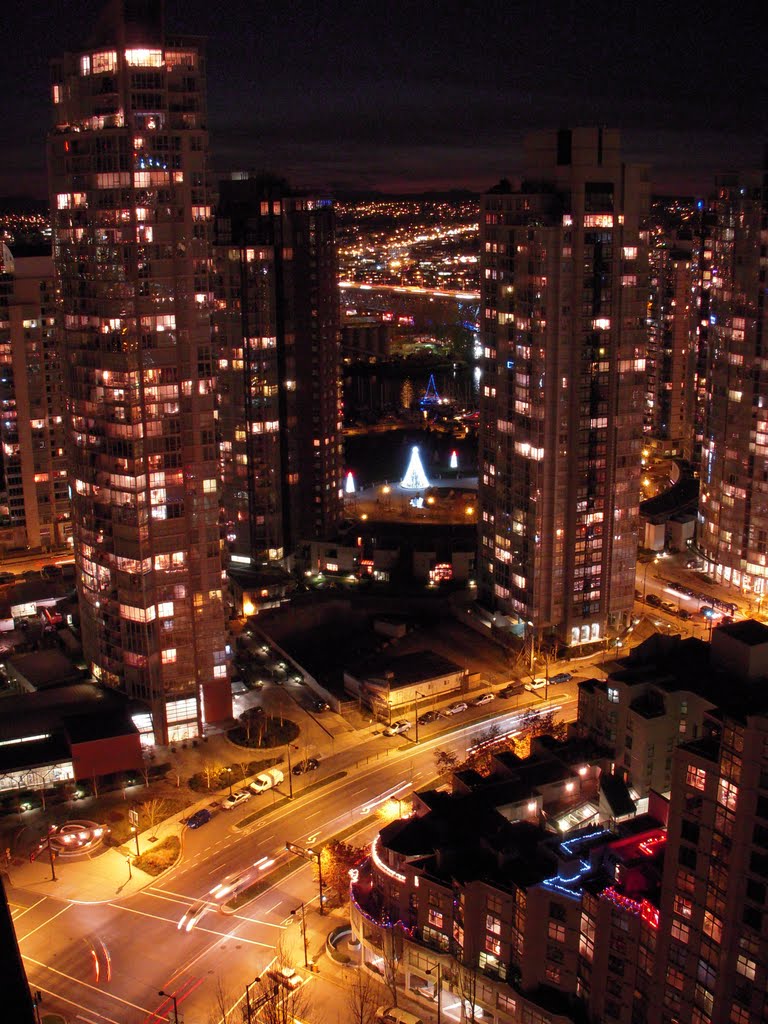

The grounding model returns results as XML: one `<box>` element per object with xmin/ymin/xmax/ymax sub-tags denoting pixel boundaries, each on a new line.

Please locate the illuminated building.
<box><xmin>0</xmin><ymin>251</ymin><xmax>71</xmax><ymax>550</ymax></box>
<box><xmin>697</xmin><ymin>173</ymin><xmax>768</xmax><ymax>601</ymax></box>
<box><xmin>649</xmin><ymin>619</ymin><xmax>768</xmax><ymax>1024</ymax></box>
<box><xmin>478</xmin><ymin>128</ymin><xmax>649</xmax><ymax>647</ymax></box>
<box><xmin>214</xmin><ymin>176</ymin><xmax>343</xmax><ymax>565</ymax></box>
<box><xmin>349</xmin><ymin>737</ymin><xmax>665</xmax><ymax>1024</ymax></box>
<box><xmin>645</xmin><ymin>243</ymin><xmax>697</xmax><ymax>459</ymax></box>
<box><xmin>47</xmin><ymin>0</ymin><xmax>230</xmax><ymax>743</ymax></box>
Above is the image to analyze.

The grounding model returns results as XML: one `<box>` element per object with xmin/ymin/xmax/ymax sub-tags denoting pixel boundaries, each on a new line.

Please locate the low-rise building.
<box><xmin>344</xmin><ymin>649</ymin><xmax>468</xmax><ymax>717</ymax></box>
<box><xmin>351</xmin><ymin>737</ymin><xmax>666</xmax><ymax>1024</ymax></box>
<box><xmin>0</xmin><ymin>683</ymin><xmax>144</xmax><ymax>795</ymax></box>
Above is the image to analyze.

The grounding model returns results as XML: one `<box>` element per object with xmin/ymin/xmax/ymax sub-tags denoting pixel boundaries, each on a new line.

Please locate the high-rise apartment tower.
<box><xmin>0</xmin><ymin>252</ymin><xmax>71</xmax><ymax>550</ymax></box>
<box><xmin>698</xmin><ymin>173</ymin><xmax>768</xmax><ymax>605</ymax></box>
<box><xmin>214</xmin><ymin>175</ymin><xmax>343</xmax><ymax>565</ymax></box>
<box><xmin>48</xmin><ymin>0</ymin><xmax>230</xmax><ymax>744</ymax></box>
<box><xmin>479</xmin><ymin>128</ymin><xmax>649</xmax><ymax>647</ymax></box>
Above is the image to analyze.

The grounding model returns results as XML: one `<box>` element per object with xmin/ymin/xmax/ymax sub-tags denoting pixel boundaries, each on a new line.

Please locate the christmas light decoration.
<box><xmin>401</xmin><ymin>446</ymin><xmax>430</xmax><ymax>490</ymax></box>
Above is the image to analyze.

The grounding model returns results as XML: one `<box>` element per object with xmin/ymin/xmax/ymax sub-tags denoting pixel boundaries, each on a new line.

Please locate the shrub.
<box><xmin>133</xmin><ymin>835</ymin><xmax>180</xmax><ymax>876</ymax></box>
<box><xmin>227</xmin><ymin>715</ymin><xmax>299</xmax><ymax>749</ymax></box>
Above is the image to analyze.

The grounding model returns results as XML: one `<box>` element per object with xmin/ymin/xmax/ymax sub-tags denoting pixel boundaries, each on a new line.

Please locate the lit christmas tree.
<box><xmin>401</xmin><ymin>446</ymin><xmax>430</xmax><ymax>490</ymax></box>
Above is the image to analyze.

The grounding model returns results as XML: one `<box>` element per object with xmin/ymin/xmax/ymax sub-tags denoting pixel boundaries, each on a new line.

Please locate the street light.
<box><xmin>158</xmin><ymin>989</ymin><xmax>179</xmax><ymax>1024</ymax></box>
<box><xmin>426</xmin><ymin>963</ymin><xmax>442</xmax><ymax>1024</ymax></box>
<box><xmin>642</xmin><ymin>556</ymin><xmax>660</xmax><ymax>604</ymax></box>
<box><xmin>413</xmin><ymin>689</ymin><xmax>427</xmax><ymax>743</ymax></box>
<box><xmin>291</xmin><ymin>901</ymin><xmax>309</xmax><ymax>967</ymax></box>
<box><xmin>226</xmin><ymin>766</ymin><xmax>233</xmax><ymax>797</ymax></box>
<box><xmin>246</xmin><ymin>978</ymin><xmax>280</xmax><ymax>1024</ymax></box>
<box><xmin>130</xmin><ymin>825</ymin><xmax>140</xmax><ymax>857</ymax></box>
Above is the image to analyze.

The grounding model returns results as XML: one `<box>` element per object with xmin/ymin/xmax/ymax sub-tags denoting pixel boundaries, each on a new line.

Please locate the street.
<box><xmin>9</xmin><ymin>693</ymin><xmax>579</xmax><ymax>1023</ymax></box>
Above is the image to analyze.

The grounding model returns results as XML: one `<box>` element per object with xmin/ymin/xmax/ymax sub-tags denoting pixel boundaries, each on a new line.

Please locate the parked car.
<box><xmin>40</xmin><ymin>564</ymin><xmax>63</xmax><ymax>580</ymax></box>
<box><xmin>661</xmin><ymin>601</ymin><xmax>677</xmax><ymax>614</ymax></box>
<box><xmin>471</xmin><ymin>693</ymin><xmax>495</xmax><ymax>706</ymax></box>
<box><xmin>525</xmin><ymin>678</ymin><xmax>548</xmax><ymax>692</ymax></box>
<box><xmin>186</xmin><ymin>809</ymin><xmax>212</xmax><ymax>829</ymax></box>
<box><xmin>249</xmin><ymin>767</ymin><xmax>284</xmax><ymax>793</ymax></box>
<box><xmin>222</xmin><ymin>789</ymin><xmax>252</xmax><ymax>810</ymax></box>
<box><xmin>677</xmin><ymin>608</ymin><xmax>691</xmax><ymax>621</ymax></box>
<box><xmin>292</xmin><ymin>757</ymin><xmax>320</xmax><ymax>775</ymax></box>
<box><xmin>646</xmin><ymin>593</ymin><xmax>662</xmax><ymax>607</ymax></box>
<box><xmin>383</xmin><ymin>720</ymin><xmax>411</xmax><ymax>737</ymax></box>
<box><xmin>417</xmin><ymin>710</ymin><xmax>440</xmax><ymax>725</ymax></box>
<box><xmin>0</xmin><ymin>572</ymin><xmax>16</xmax><ymax>585</ymax></box>
<box><xmin>497</xmin><ymin>682</ymin><xmax>524</xmax><ymax>699</ymax></box>
<box><xmin>550</xmin><ymin>672</ymin><xmax>572</xmax><ymax>685</ymax></box>
<box><xmin>304</xmin><ymin>698</ymin><xmax>330</xmax><ymax>713</ymax></box>
<box><xmin>442</xmin><ymin>701</ymin><xmax>468</xmax><ymax>716</ymax></box>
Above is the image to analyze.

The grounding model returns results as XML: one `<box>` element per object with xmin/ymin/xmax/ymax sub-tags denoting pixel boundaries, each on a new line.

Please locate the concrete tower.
<box><xmin>478</xmin><ymin>128</ymin><xmax>649</xmax><ymax>648</ymax></box>
<box><xmin>48</xmin><ymin>0</ymin><xmax>231</xmax><ymax>744</ymax></box>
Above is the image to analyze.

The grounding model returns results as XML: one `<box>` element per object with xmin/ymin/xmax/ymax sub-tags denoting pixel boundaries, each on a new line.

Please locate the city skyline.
<box><xmin>1</xmin><ymin>0</ymin><xmax>765</xmax><ymax>200</ymax></box>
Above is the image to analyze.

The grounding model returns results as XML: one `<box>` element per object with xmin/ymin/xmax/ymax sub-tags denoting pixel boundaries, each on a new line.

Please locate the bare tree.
<box><xmin>345</xmin><ymin>965</ymin><xmax>382</xmax><ymax>1024</ymax></box>
<box><xmin>139</xmin><ymin>798</ymin><xmax>170</xmax><ymax>839</ymax></box>
<box><xmin>237</xmin><ymin>760</ymin><xmax>251</xmax><ymax>783</ymax></box>
<box><xmin>249</xmin><ymin>940</ymin><xmax>314</xmax><ymax>1024</ymax></box>
<box><xmin>202</xmin><ymin>761</ymin><xmax>223</xmax><ymax>790</ymax></box>
<box><xmin>455</xmin><ymin>955</ymin><xmax>480</xmax><ymax>1024</ymax></box>
<box><xmin>206</xmin><ymin>974</ymin><xmax>234</xmax><ymax>1024</ymax></box>
<box><xmin>433</xmin><ymin>748</ymin><xmax>461</xmax><ymax>776</ymax></box>
<box><xmin>381</xmin><ymin>925</ymin><xmax>404</xmax><ymax>1008</ymax></box>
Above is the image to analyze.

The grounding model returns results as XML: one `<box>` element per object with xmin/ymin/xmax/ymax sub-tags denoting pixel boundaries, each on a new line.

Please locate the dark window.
<box><xmin>678</xmin><ymin>846</ymin><xmax>698</xmax><ymax>870</ymax></box>
<box><xmin>747</xmin><ymin>879</ymin><xmax>766</xmax><ymax>904</ymax></box>
<box><xmin>681</xmin><ymin>820</ymin><xmax>700</xmax><ymax>844</ymax></box>
<box><xmin>744</xmin><ymin>906</ymin><xmax>763</xmax><ymax>930</ymax></box>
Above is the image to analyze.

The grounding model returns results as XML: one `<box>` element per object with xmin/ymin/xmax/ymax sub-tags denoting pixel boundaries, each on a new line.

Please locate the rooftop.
<box><xmin>360</xmin><ymin>649</ymin><xmax>464</xmax><ymax>687</ymax></box>
<box><xmin>717</xmin><ymin>619</ymin><xmax>768</xmax><ymax>647</ymax></box>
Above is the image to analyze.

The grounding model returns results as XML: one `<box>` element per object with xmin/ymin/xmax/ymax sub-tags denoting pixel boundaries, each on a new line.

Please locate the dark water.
<box><xmin>344</xmin><ymin>427</ymin><xmax>478</xmax><ymax>488</ymax></box>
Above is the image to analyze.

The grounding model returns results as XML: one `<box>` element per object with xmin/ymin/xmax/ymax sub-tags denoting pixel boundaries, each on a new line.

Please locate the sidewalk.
<box><xmin>6</xmin><ymin>818</ymin><xmax>182</xmax><ymax>902</ymax></box>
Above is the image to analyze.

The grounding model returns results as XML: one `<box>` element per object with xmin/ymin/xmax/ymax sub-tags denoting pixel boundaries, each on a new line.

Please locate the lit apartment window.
<box><xmin>686</xmin><ymin>765</ymin><xmax>707</xmax><ymax>790</ymax></box>
<box><xmin>548</xmin><ymin>921</ymin><xmax>565</xmax><ymax>942</ymax></box>
<box><xmin>161</xmin><ymin>648</ymin><xmax>177</xmax><ymax>664</ymax></box>
<box><xmin>607</xmin><ymin>687</ymin><xmax>619</xmax><ymax>704</ymax></box>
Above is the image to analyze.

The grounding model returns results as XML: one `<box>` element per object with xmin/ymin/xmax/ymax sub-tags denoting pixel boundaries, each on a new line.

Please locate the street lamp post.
<box><xmin>292</xmin><ymin>901</ymin><xmax>309</xmax><ymax>967</ymax></box>
<box><xmin>126</xmin><ymin>855</ymin><xmax>132</xmax><ymax>881</ymax></box>
<box><xmin>46</xmin><ymin>828</ymin><xmax>57</xmax><ymax>882</ymax></box>
<box><xmin>158</xmin><ymin>989</ymin><xmax>179</xmax><ymax>1024</ymax></box>
<box><xmin>131</xmin><ymin>825</ymin><xmax>140</xmax><ymax>857</ymax></box>
<box><xmin>245</xmin><ymin>977</ymin><xmax>257</xmax><ymax>1024</ymax></box>
<box><xmin>226</xmin><ymin>766</ymin><xmax>233</xmax><ymax>797</ymax></box>
<box><xmin>413</xmin><ymin>690</ymin><xmax>427</xmax><ymax>743</ymax></box>
<box><xmin>286</xmin><ymin>744</ymin><xmax>294</xmax><ymax>799</ymax></box>
<box><xmin>426</xmin><ymin>963</ymin><xmax>442</xmax><ymax>1024</ymax></box>
<box><xmin>642</xmin><ymin>556</ymin><xmax>660</xmax><ymax>604</ymax></box>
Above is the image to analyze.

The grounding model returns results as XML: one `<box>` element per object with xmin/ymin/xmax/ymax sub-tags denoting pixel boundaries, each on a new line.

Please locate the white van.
<box><xmin>375</xmin><ymin>1009</ymin><xmax>424</xmax><ymax>1024</ymax></box>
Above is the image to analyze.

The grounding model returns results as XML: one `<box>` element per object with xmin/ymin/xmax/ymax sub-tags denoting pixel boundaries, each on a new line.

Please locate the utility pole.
<box><xmin>286</xmin><ymin>744</ymin><xmax>294</xmax><ymax>799</ymax></box>
<box><xmin>46</xmin><ymin>829</ymin><xmax>57</xmax><ymax>882</ymax></box>
<box><xmin>292</xmin><ymin>901</ymin><xmax>309</xmax><ymax>967</ymax></box>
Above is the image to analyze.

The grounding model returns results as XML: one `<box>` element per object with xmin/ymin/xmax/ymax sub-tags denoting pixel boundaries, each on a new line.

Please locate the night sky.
<box><xmin>2</xmin><ymin>0</ymin><xmax>765</xmax><ymax>200</ymax></box>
